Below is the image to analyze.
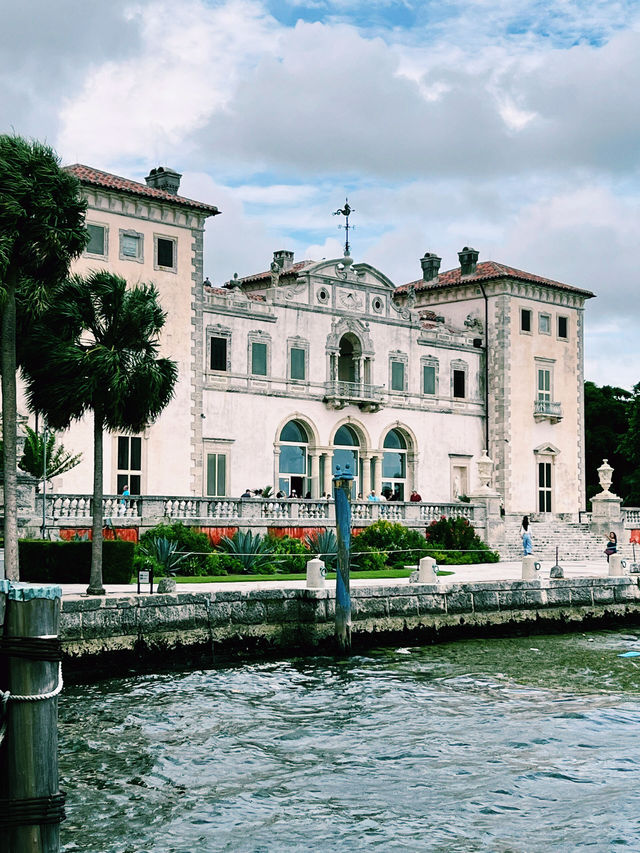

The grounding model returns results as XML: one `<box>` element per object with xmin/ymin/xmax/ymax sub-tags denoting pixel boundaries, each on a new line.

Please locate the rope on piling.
<box><xmin>0</xmin><ymin>636</ymin><xmax>63</xmax><ymax>661</ymax></box>
<box><xmin>0</xmin><ymin>662</ymin><xmax>64</xmax><ymax>703</ymax></box>
<box><xmin>0</xmin><ymin>792</ymin><xmax>66</xmax><ymax>828</ymax></box>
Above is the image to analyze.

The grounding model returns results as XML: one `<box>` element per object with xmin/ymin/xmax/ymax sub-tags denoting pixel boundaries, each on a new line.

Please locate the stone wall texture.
<box><xmin>61</xmin><ymin>577</ymin><xmax>640</xmax><ymax>676</ymax></box>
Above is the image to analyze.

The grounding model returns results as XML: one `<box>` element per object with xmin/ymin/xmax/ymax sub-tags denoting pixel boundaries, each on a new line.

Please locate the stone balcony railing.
<box><xmin>323</xmin><ymin>380</ymin><xmax>385</xmax><ymax>412</ymax></box>
<box><xmin>40</xmin><ymin>494</ymin><xmax>476</xmax><ymax>528</ymax></box>
<box><xmin>533</xmin><ymin>399</ymin><xmax>563</xmax><ymax>422</ymax></box>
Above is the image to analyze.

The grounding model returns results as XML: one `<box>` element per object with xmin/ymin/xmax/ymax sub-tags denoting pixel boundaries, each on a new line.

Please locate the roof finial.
<box><xmin>333</xmin><ymin>198</ymin><xmax>355</xmax><ymax>257</ymax></box>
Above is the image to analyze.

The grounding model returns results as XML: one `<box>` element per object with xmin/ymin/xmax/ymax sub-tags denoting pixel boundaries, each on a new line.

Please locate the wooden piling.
<box><xmin>333</xmin><ymin>468</ymin><xmax>353</xmax><ymax>653</ymax></box>
<box><xmin>0</xmin><ymin>582</ymin><xmax>63</xmax><ymax>853</ymax></box>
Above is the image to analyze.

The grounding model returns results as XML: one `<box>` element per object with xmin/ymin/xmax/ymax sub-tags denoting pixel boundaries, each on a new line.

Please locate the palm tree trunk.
<box><xmin>87</xmin><ymin>405</ymin><xmax>105</xmax><ymax>595</ymax></box>
<box><xmin>2</xmin><ymin>268</ymin><xmax>19</xmax><ymax>580</ymax></box>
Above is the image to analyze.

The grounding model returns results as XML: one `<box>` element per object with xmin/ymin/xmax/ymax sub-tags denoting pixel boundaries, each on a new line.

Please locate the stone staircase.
<box><xmin>498</xmin><ymin>519</ymin><xmax>635</xmax><ymax>563</ymax></box>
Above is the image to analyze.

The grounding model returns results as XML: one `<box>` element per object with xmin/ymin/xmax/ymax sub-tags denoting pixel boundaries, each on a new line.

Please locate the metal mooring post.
<box><xmin>333</xmin><ymin>465</ymin><xmax>354</xmax><ymax>653</ymax></box>
<box><xmin>0</xmin><ymin>582</ymin><xmax>64</xmax><ymax>853</ymax></box>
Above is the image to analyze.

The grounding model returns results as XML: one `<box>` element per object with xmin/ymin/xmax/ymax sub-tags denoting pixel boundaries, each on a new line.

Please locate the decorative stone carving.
<box><xmin>337</xmin><ymin>290</ymin><xmax>364</xmax><ymax>311</ymax></box>
<box><xmin>597</xmin><ymin>458</ymin><xmax>614</xmax><ymax>495</ymax></box>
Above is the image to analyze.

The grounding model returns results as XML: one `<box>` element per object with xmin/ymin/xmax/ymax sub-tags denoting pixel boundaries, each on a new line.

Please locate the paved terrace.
<box><xmin>58</xmin><ymin>557</ymin><xmax>622</xmax><ymax>599</ymax></box>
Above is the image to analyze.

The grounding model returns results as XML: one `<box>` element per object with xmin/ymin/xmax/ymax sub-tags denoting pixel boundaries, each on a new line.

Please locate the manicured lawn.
<box><xmin>176</xmin><ymin>568</ymin><xmax>455</xmax><ymax>583</ymax></box>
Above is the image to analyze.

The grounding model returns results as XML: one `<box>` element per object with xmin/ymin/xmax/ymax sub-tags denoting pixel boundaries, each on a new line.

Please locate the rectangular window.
<box><xmin>423</xmin><ymin>364</ymin><xmax>436</xmax><ymax>395</ymax></box>
<box><xmin>206</xmin><ymin>453</ymin><xmax>227</xmax><ymax>496</ymax></box>
<box><xmin>86</xmin><ymin>223</ymin><xmax>106</xmax><ymax>256</ymax></box>
<box><xmin>290</xmin><ymin>347</ymin><xmax>306</xmax><ymax>380</ymax></box>
<box><xmin>391</xmin><ymin>361</ymin><xmax>405</xmax><ymax>392</ymax></box>
<box><xmin>538</xmin><ymin>461</ymin><xmax>552</xmax><ymax>512</ymax></box>
<box><xmin>453</xmin><ymin>369</ymin><xmax>466</xmax><ymax>398</ymax></box>
<box><xmin>156</xmin><ymin>237</ymin><xmax>175</xmax><ymax>269</ymax></box>
<box><xmin>558</xmin><ymin>316</ymin><xmax>568</xmax><ymax>339</ymax></box>
<box><xmin>521</xmin><ymin>309</ymin><xmax>532</xmax><ymax>332</ymax></box>
<box><xmin>121</xmin><ymin>231</ymin><xmax>142</xmax><ymax>260</ymax></box>
<box><xmin>251</xmin><ymin>341</ymin><xmax>268</xmax><ymax>376</ymax></box>
<box><xmin>210</xmin><ymin>337</ymin><xmax>227</xmax><ymax>372</ymax></box>
<box><xmin>117</xmin><ymin>436</ymin><xmax>142</xmax><ymax>494</ymax></box>
<box><xmin>537</xmin><ymin>368</ymin><xmax>551</xmax><ymax>402</ymax></box>
<box><xmin>539</xmin><ymin>313</ymin><xmax>551</xmax><ymax>334</ymax></box>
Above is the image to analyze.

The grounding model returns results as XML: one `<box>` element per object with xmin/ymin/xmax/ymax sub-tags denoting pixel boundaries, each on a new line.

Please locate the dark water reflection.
<box><xmin>59</xmin><ymin>630</ymin><xmax>640</xmax><ymax>852</ymax></box>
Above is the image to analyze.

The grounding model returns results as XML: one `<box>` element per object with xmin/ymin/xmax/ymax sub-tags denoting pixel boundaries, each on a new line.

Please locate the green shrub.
<box><xmin>263</xmin><ymin>534</ymin><xmax>310</xmax><ymax>573</ymax></box>
<box><xmin>139</xmin><ymin>522</ymin><xmax>212</xmax><ymax>575</ymax></box>
<box><xmin>217</xmin><ymin>530</ymin><xmax>275</xmax><ymax>574</ymax></box>
<box><xmin>353</xmin><ymin>544</ymin><xmax>388</xmax><ymax>572</ymax></box>
<box><xmin>424</xmin><ymin>516</ymin><xmax>499</xmax><ymax>564</ymax></box>
<box><xmin>139</xmin><ymin>535</ymin><xmax>188</xmax><ymax>576</ymax></box>
<box><xmin>304</xmin><ymin>529</ymin><xmax>338</xmax><ymax>570</ymax></box>
<box><xmin>19</xmin><ymin>539</ymin><xmax>135</xmax><ymax>584</ymax></box>
<box><xmin>352</xmin><ymin>520</ymin><xmax>429</xmax><ymax>570</ymax></box>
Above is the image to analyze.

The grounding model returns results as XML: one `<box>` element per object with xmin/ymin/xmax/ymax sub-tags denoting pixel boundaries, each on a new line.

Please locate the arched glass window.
<box><xmin>332</xmin><ymin>425</ymin><xmax>360</xmax><ymax>496</ymax></box>
<box><xmin>382</xmin><ymin>428</ymin><xmax>407</xmax><ymax>500</ymax></box>
<box><xmin>278</xmin><ymin>420</ymin><xmax>309</xmax><ymax>498</ymax></box>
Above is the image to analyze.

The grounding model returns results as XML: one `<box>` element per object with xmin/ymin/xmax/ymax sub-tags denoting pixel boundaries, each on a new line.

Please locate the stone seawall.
<box><xmin>61</xmin><ymin>576</ymin><xmax>640</xmax><ymax>678</ymax></box>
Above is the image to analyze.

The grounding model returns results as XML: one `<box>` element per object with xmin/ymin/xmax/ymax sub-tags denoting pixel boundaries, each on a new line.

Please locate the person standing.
<box><xmin>520</xmin><ymin>515</ymin><xmax>533</xmax><ymax>556</ymax></box>
<box><xmin>604</xmin><ymin>531</ymin><xmax>617</xmax><ymax>562</ymax></box>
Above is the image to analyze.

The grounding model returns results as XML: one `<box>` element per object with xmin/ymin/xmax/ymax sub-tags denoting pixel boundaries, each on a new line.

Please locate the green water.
<box><xmin>59</xmin><ymin>630</ymin><xmax>640</xmax><ymax>852</ymax></box>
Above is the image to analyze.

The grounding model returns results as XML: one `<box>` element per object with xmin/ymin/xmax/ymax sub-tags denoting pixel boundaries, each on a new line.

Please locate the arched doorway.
<box><xmin>382</xmin><ymin>428</ymin><xmax>407</xmax><ymax>500</ymax></box>
<box><xmin>278</xmin><ymin>420</ymin><xmax>310</xmax><ymax>498</ymax></box>
<box><xmin>332</xmin><ymin>424</ymin><xmax>360</xmax><ymax>498</ymax></box>
<box><xmin>338</xmin><ymin>334</ymin><xmax>361</xmax><ymax>383</ymax></box>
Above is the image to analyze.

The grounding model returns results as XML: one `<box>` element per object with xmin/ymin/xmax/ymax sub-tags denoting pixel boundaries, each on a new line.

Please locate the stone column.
<box><xmin>273</xmin><ymin>447</ymin><xmax>281</xmax><ymax>494</ymax></box>
<box><xmin>309</xmin><ymin>452</ymin><xmax>320</xmax><ymax>499</ymax></box>
<box><xmin>469</xmin><ymin>451</ymin><xmax>504</xmax><ymax>548</ymax></box>
<box><xmin>320</xmin><ymin>453</ymin><xmax>331</xmax><ymax>496</ymax></box>
<box><xmin>372</xmin><ymin>455</ymin><xmax>382</xmax><ymax>495</ymax></box>
<box><xmin>361</xmin><ymin>454</ymin><xmax>371</xmax><ymax>496</ymax></box>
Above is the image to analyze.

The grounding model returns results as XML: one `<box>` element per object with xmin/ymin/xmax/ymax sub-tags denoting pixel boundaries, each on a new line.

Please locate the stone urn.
<box><xmin>476</xmin><ymin>450</ymin><xmax>494</xmax><ymax>493</ymax></box>
<box><xmin>597</xmin><ymin>458</ymin><xmax>614</xmax><ymax>495</ymax></box>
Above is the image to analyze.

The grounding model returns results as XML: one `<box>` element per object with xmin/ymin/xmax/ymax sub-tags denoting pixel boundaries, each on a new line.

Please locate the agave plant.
<box><xmin>304</xmin><ymin>529</ymin><xmax>338</xmax><ymax>570</ymax></box>
<box><xmin>140</xmin><ymin>535</ymin><xmax>187</xmax><ymax>576</ymax></box>
<box><xmin>218</xmin><ymin>530</ymin><xmax>275</xmax><ymax>573</ymax></box>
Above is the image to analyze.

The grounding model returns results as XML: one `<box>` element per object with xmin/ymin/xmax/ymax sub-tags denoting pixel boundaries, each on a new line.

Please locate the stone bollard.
<box><xmin>608</xmin><ymin>553</ymin><xmax>626</xmax><ymax>577</ymax></box>
<box><xmin>522</xmin><ymin>556</ymin><xmax>541</xmax><ymax>580</ymax></box>
<box><xmin>306</xmin><ymin>557</ymin><xmax>326</xmax><ymax>589</ymax></box>
<box><xmin>418</xmin><ymin>556</ymin><xmax>438</xmax><ymax>583</ymax></box>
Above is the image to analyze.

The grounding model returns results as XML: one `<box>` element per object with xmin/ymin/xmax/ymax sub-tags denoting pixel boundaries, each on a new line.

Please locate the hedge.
<box><xmin>19</xmin><ymin>540</ymin><xmax>135</xmax><ymax>584</ymax></box>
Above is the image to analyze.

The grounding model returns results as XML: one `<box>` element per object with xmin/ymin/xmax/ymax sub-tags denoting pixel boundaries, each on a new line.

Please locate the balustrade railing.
<box><xmin>623</xmin><ymin>507</ymin><xmax>640</xmax><ymax>526</ymax></box>
<box><xmin>40</xmin><ymin>494</ymin><xmax>477</xmax><ymax>527</ymax></box>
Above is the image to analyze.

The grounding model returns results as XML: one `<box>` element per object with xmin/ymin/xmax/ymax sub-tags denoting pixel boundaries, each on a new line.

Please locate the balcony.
<box><xmin>533</xmin><ymin>399</ymin><xmax>563</xmax><ymax>423</ymax></box>
<box><xmin>323</xmin><ymin>380</ymin><xmax>384</xmax><ymax>412</ymax></box>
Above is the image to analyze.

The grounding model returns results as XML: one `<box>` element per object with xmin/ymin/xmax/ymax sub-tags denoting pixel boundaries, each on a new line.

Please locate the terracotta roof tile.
<box><xmin>396</xmin><ymin>260</ymin><xmax>594</xmax><ymax>298</ymax></box>
<box><xmin>238</xmin><ymin>260</ymin><xmax>315</xmax><ymax>284</ymax></box>
<box><xmin>64</xmin><ymin>164</ymin><xmax>220</xmax><ymax>215</ymax></box>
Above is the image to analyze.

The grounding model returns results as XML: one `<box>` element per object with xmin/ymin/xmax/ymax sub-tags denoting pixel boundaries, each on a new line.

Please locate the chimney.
<box><xmin>272</xmin><ymin>249</ymin><xmax>294</xmax><ymax>271</ymax></box>
<box><xmin>145</xmin><ymin>166</ymin><xmax>182</xmax><ymax>195</ymax></box>
<box><xmin>458</xmin><ymin>246</ymin><xmax>479</xmax><ymax>276</ymax></box>
<box><xmin>420</xmin><ymin>251</ymin><xmax>441</xmax><ymax>282</ymax></box>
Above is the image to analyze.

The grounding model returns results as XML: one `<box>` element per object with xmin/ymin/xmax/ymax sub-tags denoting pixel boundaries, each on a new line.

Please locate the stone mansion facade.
<box><xmin>22</xmin><ymin>164</ymin><xmax>593</xmax><ymax>517</ymax></box>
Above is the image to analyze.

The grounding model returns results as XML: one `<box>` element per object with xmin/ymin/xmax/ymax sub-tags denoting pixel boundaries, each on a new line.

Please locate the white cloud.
<box><xmin>57</xmin><ymin>0</ymin><xmax>280</xmax><ymax>167</ymax></box>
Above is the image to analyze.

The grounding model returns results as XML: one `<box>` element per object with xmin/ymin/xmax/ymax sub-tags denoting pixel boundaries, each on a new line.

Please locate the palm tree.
<box><xmin>19</xmin><ymin>426</ymin><xmax>82</xmax><ymax>488</ymax></box>
<box><xmin>0</xmin><ymin>135</ymin><xmax>87</xmax><ymax>579</ymax></box>
<box><xmin>22</xmin><ymin>271</ymin><xmax>177</xmax><ymax>594</ymax></box>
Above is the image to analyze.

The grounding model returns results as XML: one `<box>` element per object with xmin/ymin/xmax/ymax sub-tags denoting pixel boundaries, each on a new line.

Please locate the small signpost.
<box><xmin>137</xmin><ymin>565</ymin><xmax>154</xmax><ymax>595</ymax></box>
<box><xmin>333</xmin><ymin>465</ymin><xmax>353</xmax><ymax>653</ymax></box>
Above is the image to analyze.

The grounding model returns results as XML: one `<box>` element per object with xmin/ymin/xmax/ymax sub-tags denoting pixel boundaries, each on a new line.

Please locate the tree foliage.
<box><xmin>0</xmin><ymin>134</ymin><xmax>87</xmax><ymax>579</ymax></box>
<box><xmin>17</xmin><ymin>426</ymin><xmax>82</xmax><ymax>483</ymax></box>
<box><xmin>584</xmin><ymin>380</ymin><xmax>632</xmax><ymax>501</ymax></box>
<box><xmin>22</xmin><ymin>271</ymin><xmax>178</xmax><ymax>593</ymax></box>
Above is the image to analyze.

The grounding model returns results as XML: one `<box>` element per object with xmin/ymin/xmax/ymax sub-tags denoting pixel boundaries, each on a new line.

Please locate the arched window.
<box><xmin>332</xmin><ymin>425</ymin><xmax>360</xmax><ymax>497</ymax></box>
<box><xmin>382</xmin><ymin>429</ymin><xmax>407</xmax><ymax>500</ymax></box>
<box><xmin>278</xmin><ymin>420</ymin><xmax>309</xmax><ymax>498</ymax></box>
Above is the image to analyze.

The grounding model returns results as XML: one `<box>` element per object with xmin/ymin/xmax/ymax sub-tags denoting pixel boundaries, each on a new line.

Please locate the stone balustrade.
<box><xmin>32</xmin><ymin>494</ymin><xmax>481</xmax><ymax>538</ymax></box>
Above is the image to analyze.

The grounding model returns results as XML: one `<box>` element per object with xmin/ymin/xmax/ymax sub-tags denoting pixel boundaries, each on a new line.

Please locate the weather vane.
<box><xmin>333</xmin><ymin>198</ymin><xmax>355</xmax><ymax>256</ymax></box>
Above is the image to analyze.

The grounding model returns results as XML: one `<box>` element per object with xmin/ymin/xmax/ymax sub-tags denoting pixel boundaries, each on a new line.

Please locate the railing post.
<box><xmin>0</xmin><ymin>581</ymin><xmax>64</xmax><ymax>853</ymax></box>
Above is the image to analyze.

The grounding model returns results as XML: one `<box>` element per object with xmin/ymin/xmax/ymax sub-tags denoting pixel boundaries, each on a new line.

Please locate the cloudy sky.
<box><xmin>3</xmin><ymin>0</ymin><xmax>639</xmax><ymax>387</ymax></box>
